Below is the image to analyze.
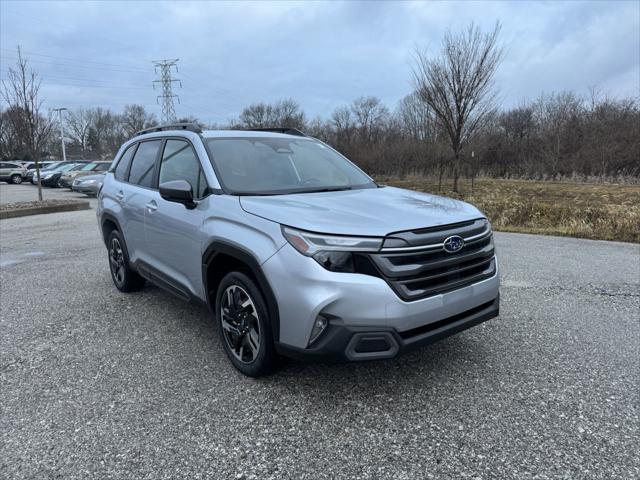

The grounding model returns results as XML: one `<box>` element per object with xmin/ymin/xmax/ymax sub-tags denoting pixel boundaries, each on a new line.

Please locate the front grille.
<box><xmin>369</xmin><ymin>219</ymin><xmax>496</xmax><ymax>301</ymax></box>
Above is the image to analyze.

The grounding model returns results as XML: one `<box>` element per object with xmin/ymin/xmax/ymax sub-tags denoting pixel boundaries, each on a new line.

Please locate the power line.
<box><xmin>0</xmin><ymin>48</ymin><xmax>150</xmax><ymax>72</ymax></box>
<box><xmin>153</xmin><ymin>59</ymin><xmax>181</xmax><ymax>123</ymax></box>
<box><xmin>0</xmin><ymin>54</ymin><xmax>150</xmax><ymax>75</ymax></box>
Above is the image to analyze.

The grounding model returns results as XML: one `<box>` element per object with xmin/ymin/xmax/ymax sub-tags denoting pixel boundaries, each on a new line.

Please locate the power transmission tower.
<box><xmin>152</xmin><ymin>59</ymin><xmax>181</xmax><ymax>123</ymax></box>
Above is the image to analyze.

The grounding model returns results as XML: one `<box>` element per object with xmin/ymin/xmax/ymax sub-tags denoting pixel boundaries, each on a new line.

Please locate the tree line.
<box><xmin>2</xmin><ymin>91</ymin><xmax>637</xmax><ymax>182</ymax></box>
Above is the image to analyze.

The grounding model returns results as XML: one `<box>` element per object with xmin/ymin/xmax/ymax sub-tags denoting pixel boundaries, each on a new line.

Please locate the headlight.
<box><xmin>282</xmin><ymin>226</ymin><xmax>383</xmax><ymax>256</ymax></box>
<box><xmin>282</xmin><ymin>226</ymin><xmax>383</xmax><ymax>272</ymax></box>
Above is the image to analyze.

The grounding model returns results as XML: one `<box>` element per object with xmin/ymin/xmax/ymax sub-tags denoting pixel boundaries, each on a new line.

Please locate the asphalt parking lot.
<box><xmin>1</xmin><ymin>185</ymin><xmax>639</xmax><ymax>479</ymax></box>
<box><xmin>0</xmin><ymin>182</ymin><xmax>96</xmax><ymax>205</ymax></box>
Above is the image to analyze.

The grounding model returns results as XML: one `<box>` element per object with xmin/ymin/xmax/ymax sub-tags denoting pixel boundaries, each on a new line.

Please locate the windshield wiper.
<box><xmin>297</xmin><ymin>186</ymin><xmax>353</xmax><ymax>194</ymax></box>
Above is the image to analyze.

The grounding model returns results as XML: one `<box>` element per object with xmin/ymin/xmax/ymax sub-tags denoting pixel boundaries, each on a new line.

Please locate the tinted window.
<box><xmin>159</xmin><ymin>140</ymin><xmax>207</xmax><ymax>198</ymax></box>
<box><xmin>94</xmin><ymin>163</ymin><xmax>110</xmax><ymax>172</ymax></box>
<box><xmin>128</xmin><ymin>140</ymin><xmax>161</xmax><ymax>188</ymax></box>
<box><xmin>115</xmin><ymin>145</ymin><xmax>136</xmax><ymax>181</ymax></box>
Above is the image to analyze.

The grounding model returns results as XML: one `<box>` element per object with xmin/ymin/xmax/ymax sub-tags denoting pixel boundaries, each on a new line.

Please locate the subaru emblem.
<box><xmin>443</xmin><ymin>235</ymin><xmax>465</xmax><ymax>253</ymax></box>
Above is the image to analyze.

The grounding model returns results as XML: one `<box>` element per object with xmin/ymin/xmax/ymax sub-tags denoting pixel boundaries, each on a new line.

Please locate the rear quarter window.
<box><xmin>114</xmin><ymin>144</ymin><xmax>137</xmax><ymax>181</ymax></box>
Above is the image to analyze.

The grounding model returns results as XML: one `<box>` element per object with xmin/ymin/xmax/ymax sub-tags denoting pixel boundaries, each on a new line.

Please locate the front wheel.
<box><xmin>215</xmin><ymin>272</ymin><xmax>276</xmax><ymax>377</ymax></box>
<box><xmin>10</xmin><ymin>174</ymin><xmax>23</xmax><ymax>184</ymax></box>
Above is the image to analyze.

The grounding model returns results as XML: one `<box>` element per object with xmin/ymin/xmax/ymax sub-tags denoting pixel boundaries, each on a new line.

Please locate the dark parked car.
<box><xmin>37</xmin><ymin>163</ymin><xmax>87</xmax><ymax>187</ymax></box>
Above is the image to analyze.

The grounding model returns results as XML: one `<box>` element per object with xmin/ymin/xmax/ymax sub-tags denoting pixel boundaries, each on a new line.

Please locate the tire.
<box><xmin>56</xmin><ymin>178</ymin><xmax>64</xmax><ymax>188</ymax></box>
<box><xmin>215</xmin><ymin>271</ymin><xmax>276</xmax><ymax>377</ymax></box>
<box><xmin>107</xmin><ymin>229</ymin><xmax>145</xmax><ymax>293</ymax></box>
<box><xmin>10</xmin><ymin>174</ymin><xmax>23</xmax><ymax>184</ymax></box>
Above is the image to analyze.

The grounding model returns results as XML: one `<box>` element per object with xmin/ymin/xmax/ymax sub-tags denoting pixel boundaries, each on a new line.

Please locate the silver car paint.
<box><xmin>240</xmin><ymin>186</ymin><xmax>484</xmax><ymax>236</ymax></box>
<box><xmin>262</xmin><ymin>243</ymin><xmax>500</xmax><ymax>348</ymax></box>
<box><xmin>98</xmin><ymin>129</ymin><xmax>500</xmax><ymax>352</ymax></box>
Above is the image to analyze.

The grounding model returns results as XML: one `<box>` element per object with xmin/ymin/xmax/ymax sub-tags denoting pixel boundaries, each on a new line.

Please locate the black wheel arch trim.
<box><xmin>202</xmin><ymin>240</ymin><xmax>281</xmax><ymax>341</ymax></box>
<box><xmin>100</xmin><ymin>213</ymin><xmax>124</xmax><ymax>246</ymax></box>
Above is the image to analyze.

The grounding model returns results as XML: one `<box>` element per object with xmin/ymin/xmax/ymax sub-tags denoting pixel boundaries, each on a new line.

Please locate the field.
<box><xmin>380</xmin><ymin>177</ymin><xmax>640</xmax><ymax>243</ymax></box>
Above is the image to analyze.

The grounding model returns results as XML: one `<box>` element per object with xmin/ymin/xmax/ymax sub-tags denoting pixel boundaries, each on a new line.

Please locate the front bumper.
<box><xmin>276</xmin><ymin>295</ymin><xmax>499</xmax><ymax>362</ymax></box>
<box><xmin>72</xmin><ymin>184</ymin><xmax>99</xmax><ymax>195</ymax></box>
<box><xmin>262</xmin><ymin>243</ymin><xmax>501</xmax><ymax>352</ymax></box>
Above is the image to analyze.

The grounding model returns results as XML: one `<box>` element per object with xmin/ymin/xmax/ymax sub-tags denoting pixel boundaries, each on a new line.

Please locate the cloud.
<box><xmin>1</xmin><ymin>0</ymin><xmax>638</xmax><ymax>124</ymax></box>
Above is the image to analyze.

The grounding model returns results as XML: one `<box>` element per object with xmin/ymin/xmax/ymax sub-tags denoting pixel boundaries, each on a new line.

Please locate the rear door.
<box><xmin>144</xmin><ymin>138</ymin><xmax>208</xmax><ymax>298</ymax></box>
<box><xmin>119</xmin><ymin>140</ymin><xmax>163</xmax><ymax>265</ymax></box>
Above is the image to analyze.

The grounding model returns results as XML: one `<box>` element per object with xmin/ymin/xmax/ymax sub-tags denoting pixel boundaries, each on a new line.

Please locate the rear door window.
<box><xmin>128</xmin><ymin>140</ymin><xmax>161</xmax><ymax>188</ymax></box>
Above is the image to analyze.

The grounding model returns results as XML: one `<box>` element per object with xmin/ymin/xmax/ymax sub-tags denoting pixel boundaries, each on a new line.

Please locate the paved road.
<box><xmin>0</xmin><ymin>182</ymin><xmax>96</xmax><ymax>205</ymax></box>
<box><xmin>1</xmin><ymin>206</ymin><xmax>638</xmax><ymax>479</ymax></box>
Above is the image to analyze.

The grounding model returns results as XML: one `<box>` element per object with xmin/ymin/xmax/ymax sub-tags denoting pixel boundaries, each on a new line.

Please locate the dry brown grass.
<box><xmin>379</xmin><ymin>177</ymin><xmax>640</xmax><ymax>243</ymax></box>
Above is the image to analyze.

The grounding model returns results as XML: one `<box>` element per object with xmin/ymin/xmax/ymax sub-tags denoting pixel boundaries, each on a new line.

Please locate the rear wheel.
<box><xmin>107</xmin><ymin>230</ymin><xmax>145</xmax><ymax>292</ymax></box>
<box><xmin>215</xmin><ymin>272</ymin><xmax>276</xmax><ymax>377</ymax></box>
<box><xmin>10</xmin><ymin>174</ymin><xmax>22</xmax><ymax>184</ymax></box>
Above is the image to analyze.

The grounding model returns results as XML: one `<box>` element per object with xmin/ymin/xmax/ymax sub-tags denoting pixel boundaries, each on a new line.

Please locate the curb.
<box><xmin>0</xmin><ymin>201</ymin><xmax>91</xmax><ymax>220</ymax></box>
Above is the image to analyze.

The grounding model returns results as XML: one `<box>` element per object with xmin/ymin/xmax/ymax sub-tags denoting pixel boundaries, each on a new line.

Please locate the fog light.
<box><xmin>308</xmin><ymin>315</ymin><xmax>329</xmax><ymax>345</ymax></box>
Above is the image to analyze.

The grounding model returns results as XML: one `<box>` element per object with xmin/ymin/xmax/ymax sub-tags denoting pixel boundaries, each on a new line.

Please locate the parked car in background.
<box><xmin>72</xmin><ymin>173</ymin><xmax>105</xmax><ymax>196</ymax></box>
<box><xmin>38</xmin><ymin>163</ymin><xmax>87</xmax><ymax>187</ymax></box>
<box><xmin>59</xmin><ymin>161</ymin><xmax>110</xmax><ymax>188</ymax></box>
<box><xmin>26</xmin><ymin>161</ymin><xmax>69</xmax><ymax>182</ymax></box>
<box><xmin>0</xmin><ymin>161</ymin><xmax>28</xmax><ymax>184</ymax></box>
<box><xmin>31</xmin><ymin>162</ymin><xmax>84</xmax><ymax>185</ymax></box>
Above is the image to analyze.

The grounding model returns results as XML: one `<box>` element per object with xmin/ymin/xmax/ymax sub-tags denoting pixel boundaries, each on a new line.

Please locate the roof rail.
<box><xmin>245</xmin><ymin>127</ymin><xmax>307</xmax><ymax>137</ymax></box>
<box><xmin>134</xmin><ymin>123</ymin><xmax>202</xmax><ymax>137</ymax></box>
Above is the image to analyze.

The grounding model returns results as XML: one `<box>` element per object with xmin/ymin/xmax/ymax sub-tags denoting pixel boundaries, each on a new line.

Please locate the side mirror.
<box><xmin>159</xmin><ymin>180</ymin><xmax>197</xmax><ymax>209</ymax></box>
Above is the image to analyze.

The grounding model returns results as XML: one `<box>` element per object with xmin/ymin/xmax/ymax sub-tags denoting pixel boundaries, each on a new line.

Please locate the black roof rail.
<box><xmin>245</xmin><ymin>127</ymin><xmax>307</xmax><ymax>137</ymax></box>
<box><xmin>134</xmin><ymin>122</ymin><xmax>202</xmax><ymax>137</ymax></box>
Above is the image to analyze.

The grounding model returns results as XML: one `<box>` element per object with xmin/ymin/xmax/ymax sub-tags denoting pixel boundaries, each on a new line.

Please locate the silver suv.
<box><xmin>97</xmin><ymin>124</ymin><xmax>500</xmax><ymax>376</ymax></box>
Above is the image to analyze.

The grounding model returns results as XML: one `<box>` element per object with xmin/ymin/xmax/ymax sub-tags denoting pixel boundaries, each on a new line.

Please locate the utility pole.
<box><xmin>52</xmin><ymin>107</ymin><xmax>67</xmax><ymax>161</ymax></box>
<box><xmin>152</xmin><ymin>59</ymin><xmax>181</xmax><ymax>123</ymax></box>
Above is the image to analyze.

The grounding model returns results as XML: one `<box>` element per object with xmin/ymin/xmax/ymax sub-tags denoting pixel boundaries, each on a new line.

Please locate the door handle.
<box><xmin>115</xmin><ymin>191</ymin><xmax>124</xmax><ymax>201</ymax></box>
<box><xmin>146</xmin><ymin>200</ymin><xmax>158</xmax><ymax>212</ymax></box>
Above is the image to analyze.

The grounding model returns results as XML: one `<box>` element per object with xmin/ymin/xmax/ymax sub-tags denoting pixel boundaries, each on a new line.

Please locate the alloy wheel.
<box><xmin>109</xmin><ymin>237</ymin><xmax>125</xmax><ymax>286</ymax></box>
<box><xmin>220</xmin><ymin>285</ymin><xmax>261</xmax><ymax>364</ymax></box>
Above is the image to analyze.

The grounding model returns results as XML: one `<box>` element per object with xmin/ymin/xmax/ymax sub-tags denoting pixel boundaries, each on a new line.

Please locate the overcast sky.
<box><xmin>1</xmin><ymin>0</ymin><xmax>638</xmax><ymax>124</ymax></box>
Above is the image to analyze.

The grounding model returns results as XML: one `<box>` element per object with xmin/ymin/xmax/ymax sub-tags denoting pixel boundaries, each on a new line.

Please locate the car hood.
<box><xmin>239</xmin><ymin>186</ymin><xmax>485</xmax><ymax>236</ymax></box>
<box><xmin>77</xmin><ymin>173</ymin><xmax>105</xmax><ymax>182</ymax></box>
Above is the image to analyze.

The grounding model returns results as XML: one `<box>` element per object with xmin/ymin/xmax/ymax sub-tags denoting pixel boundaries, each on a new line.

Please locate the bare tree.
<box><xmin>1</xmin><ymin>47</ymin><xmax>53</xmax><ymax>201</ymax></box>
<box><xmin>239</xmin><ymin>98</ymin><xmax>306</xmax><ymax>129</ymax></box>
<box><xmin>65</xmin><ymin>108</ymin><xmax>93</xmax><ymax>154</ymax></box>
<box><xmin>413</xmin><ymin>22</ymin><xmax>503</xmax><ymax>192</ymax></box>
<box><xmin>350</xmin><ymin>96</ymin><xmax>389</xmax><ymax>143</ymax></box>
<box><xmin>120</xmin><ymin>104</ymin><xmax>157</xmax><ymax>138</ymax></box>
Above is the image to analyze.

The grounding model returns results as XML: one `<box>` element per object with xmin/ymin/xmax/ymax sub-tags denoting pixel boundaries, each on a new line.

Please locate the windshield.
<box><xmin>81</xmin><ymin>162</ymin><xmax>97</xmax><ymax>171</ymax></box>
<box><xmin>206</xmin><ymin>137</ymin><xmax>375</xmax><ymax>195</ymax></box>
<box><xmin>41</xmin><ymin>162</ymin><xmax>63</xmax><ymax>171</ymax></box>
<box><xmin>58</xmin><ymin>163</ymin><xmax>79</xmax><ymax>172</ymax></box>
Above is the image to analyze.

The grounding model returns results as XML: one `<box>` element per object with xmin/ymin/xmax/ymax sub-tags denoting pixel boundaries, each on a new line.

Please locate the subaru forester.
<box><xmin>97</xmin><ymin>124</ymin><xmax>499</xmax><ymax>376</ymax></box>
